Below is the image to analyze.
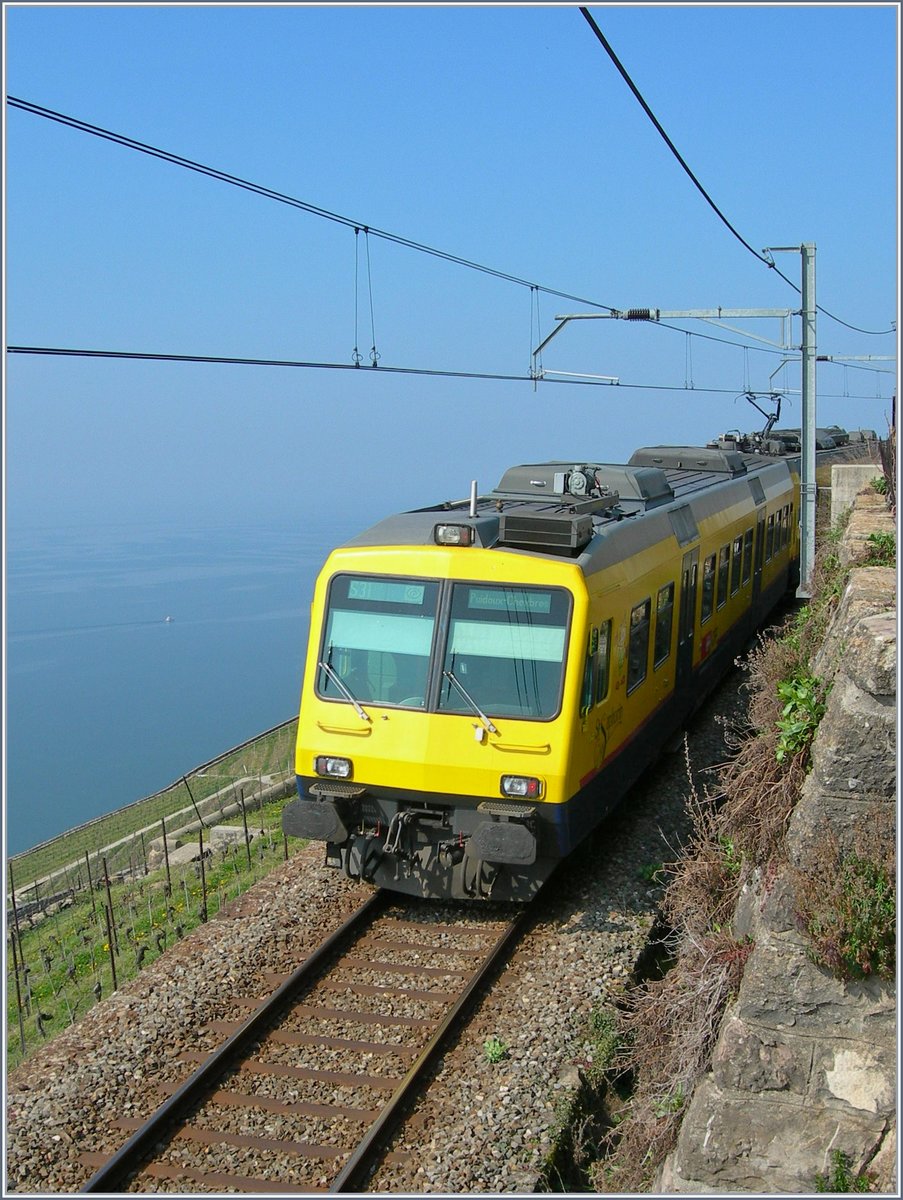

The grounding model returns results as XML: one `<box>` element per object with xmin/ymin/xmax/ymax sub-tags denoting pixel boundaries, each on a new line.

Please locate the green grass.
<box><xmin>863</xmin><ymin>531</ymin><xmax>895</xmax><ymax>566</ymax></box>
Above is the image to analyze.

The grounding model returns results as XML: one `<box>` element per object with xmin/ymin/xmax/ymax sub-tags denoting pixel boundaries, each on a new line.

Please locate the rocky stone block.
<box><xmin>743</xmin><ymin>870</ymin><xmax>810</xmax><ymax>944</ymax></box>
<box><xmin>787</xmin><ymin>790</ymin><xmax>892</xmax><ymax>866</ymax></box>
<box><xmin>205</xmin><ymin>824</ymin><xmax>254</xmax><ymax>848</ymax></box>
<box><xmin>158</xmin><ymin>842</ymin><xmax>210</xmax><ymax>869</ymax></box>
<box><xmin>812</xmin><ymin>1041</ymin><xmax>897</xmax><ymax>1117</ymax></box>
<box><xmin>838</xmin><ymin>506</ymin><xmax>895</xmax><ymax>568</ymax></box>
<box><xmin>812</xmin><ymin>567</ymin><xmax>895</xmax><ymax>683</ymax></box>
<box><xmin>661</xmin><ymin>1078</ymin><xmax>888</xmax><ymax>1193</ymax></box>
<box><xmin>145</xmin><ymin>837</ymin><xmax>177</xmax><ymax>869</ymax></box>
<box><xmin>732</xmin><ymin>868</ymin><xmax>765</xmax><ymax>941</ymax></box>
<box><xmin>844</xmin><ymin>610</ymin><xmax>897</xmax><ymax>696</ymax></box>
<box><xmin>809</xmin><ymin>676</ymin><xmax>896</xmax><ymax>800</ymax></box>
<box><xmin>711</xmin><ymin>1015</ymin><xmax>812</xmax><ymax>1096</ymax></box>
<box><xmin>734</xmin><ymin>938</ymin><xmax>895</xmax><ymax>1040</ymax></box>
<box><xmin>869</xmin><ymin>1118</ymin><xmax>897</xmax><ymax>1192</ymax></box>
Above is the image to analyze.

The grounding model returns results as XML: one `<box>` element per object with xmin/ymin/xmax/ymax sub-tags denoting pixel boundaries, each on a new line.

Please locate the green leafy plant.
<box><xmin>775</xmin><ymin>674</ymin><xmax>827</xmax><ymax>764</ymax></box>
<box><xmin>639</xmin><ymin>862</ymin><xmax>665</xmax><ymax>884</ymax></box>
<box><xmin>718</xmin><ymin>836</ymin><xmax>742</xmax><ymax>878</ymax></box>
<box><xmin>653</xmin><ymin>1083</ymin><xmax>685</xmax><ymax>1117</ymax></box>
<box><xmin>863</xmin><ymin>531</ymin><xmax>895</xmax><ymax>565</ymax></box>
<box><xmin>815</xmin><ymin>1149</ymin><xmax>870</xmax><ymax>1193</ymax></box>
<box><xmin>801</xmin><ymin>852</ymin><xmax>895</xmax><ymax>981</ymax></box>
<box><xmin>582</xmin><ymin>1004</ymin><xmax>622</xmax><ymax>1087</ymax></box>
<box><xmin>870</xmin><ymin>475</ymin><xmax>887</xmax><ymax>495</ymax></box>
<box><xmin>483</xmin><ymin>1035</ymin><xmax>509</xmax><ymax>1064</ymax></box>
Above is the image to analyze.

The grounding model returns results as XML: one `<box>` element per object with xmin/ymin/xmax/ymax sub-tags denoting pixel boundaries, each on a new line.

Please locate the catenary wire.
<box><xmin>2</xmin><ymin>96</ymin><xmax>796</xmax><ymax>367</ymax></box>
<box><xmin>9</xmin><ymin>94</ymin><xmax>891</xmax><ymax>359</ymax></box>
<box><xmin>577</xmin><ymin>7</ymin><xmax>895</xmax><ymax>338</ymax></box>
<box><xmin>6</xmin><ymin>95</ymin><xmax>616</xmax><ymax>315</ymax></box>
<box><xmin>5</xmin><ymin>345</ymin><xmax>887</xmax><ymax>401</ymax></box>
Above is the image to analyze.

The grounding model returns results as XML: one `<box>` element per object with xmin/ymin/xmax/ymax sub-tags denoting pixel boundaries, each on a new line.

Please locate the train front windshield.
<box><xmin>318</xmin><ymin>576</ymin><xmax>440</xmax><ymax>707</ymax></box>
<box><xmin>438</xmin><ymin>583</ymin><xmax>569</xmax><ymax>719</ymax></box>
<box><xmin>316</xmin><ymin>575</ymin><xmax>570</xmax><ymax>719</ymax></box>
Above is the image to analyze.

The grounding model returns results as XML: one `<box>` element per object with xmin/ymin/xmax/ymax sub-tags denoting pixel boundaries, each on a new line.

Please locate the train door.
<box><xmin>752</xmin><ymin>509</ymin><xmax>766</xmax><ymax>607</ymax></box>
<box><xmin>676</xmin><ymin>548</ymin><xmax>698</xmax><ymax>685</ymax></box>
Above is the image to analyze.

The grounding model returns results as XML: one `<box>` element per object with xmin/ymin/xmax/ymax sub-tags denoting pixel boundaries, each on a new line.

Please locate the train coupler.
<box><xmin>382</xmin><ymin>809</ymin><xmax>418</xmax><ymax>857</ymax></box>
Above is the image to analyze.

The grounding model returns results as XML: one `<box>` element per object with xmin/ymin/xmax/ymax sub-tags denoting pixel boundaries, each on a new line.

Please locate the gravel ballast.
<box><xmin>6</xmin><ymin>670</ymin><xmax>746</xmax><ymax>1195</ymax></box>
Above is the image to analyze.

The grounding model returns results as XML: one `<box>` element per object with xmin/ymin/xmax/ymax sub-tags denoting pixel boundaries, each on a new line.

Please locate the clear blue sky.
<box><xmin>4</xmin><ymin>2</ymin><xmax>899</xmax><ymax>530</ymax></box>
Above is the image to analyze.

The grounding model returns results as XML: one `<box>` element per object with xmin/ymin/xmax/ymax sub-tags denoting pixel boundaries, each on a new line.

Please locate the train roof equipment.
<box><xmin>344</xmin><ymin>446</ymin><xmax>792</xmax><ymax>561</ymax></box>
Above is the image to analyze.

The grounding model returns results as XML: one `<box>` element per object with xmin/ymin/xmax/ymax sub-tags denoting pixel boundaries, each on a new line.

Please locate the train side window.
<box><xmin>701</xmin><ymin>554</ymin><xmax>716</xmax><ymax>623</ymax></box>
<box><xmin>742</xmin><ymin>529</ymin><xmax>753</xmax><ymax>584</ymax></box>
<box><xmin>595</xmin><ymin>619</ymin><xmax>612</xmax><ymax>703</ymax></box>
<box><xmin>766</xmin><ymin>514</ymin><xmax>775</xmax><ymax>561</ymax></box>
<box><xmin>716</xmin><ymin>546</ymin><xmax>730</xmax><ymax>608</ymax></box>
<box><xmin>730</xmin><ymin>536</ymin><xmax>743</xmax><ymax>594</ymax></box>
<box><xmin>776</xmin><ymin>509</ymin><xmax>784</xmax><ymax>552</ymax></box>
<box><xmin>783</xmin><ymin>504</ymin><xmax>791</xmax><ymax>548</ymax></box>
<box><xmin>653</xmin><ymin>583</ymin><xmax>674</xmax><ymax>668</ymax></box>
<box><xmin>627</xmin><ymin>599</ymin><xmax>651</xmax><ymax>693</ymax></box>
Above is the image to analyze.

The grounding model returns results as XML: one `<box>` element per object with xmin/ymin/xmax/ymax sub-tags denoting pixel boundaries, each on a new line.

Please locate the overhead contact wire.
<box><xmin>5</xmin><ymin>345</ymin><xmax>886</xmax><ymax>400</ymax></box>
<box><xmin>10</xmin><ymin>94</ymin><xmax>891</xmax><ymax>342</ymax></box>
<box><xmin>6</xmin><ymin>95</ymin><xmax>617</xmax><ymax>314</ymax></box>
<box><xmin>578</xmin><ymin>8</ymin><xmax>767</xmax><ymax>264</ymax></box>
<box><xmin>577</xmin><ymin>8</ymin><xmax>895</xmax><ymax>337</ymax></box>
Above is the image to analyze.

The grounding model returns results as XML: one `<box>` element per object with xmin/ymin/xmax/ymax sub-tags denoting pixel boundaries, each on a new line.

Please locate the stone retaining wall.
<box><xmin>659</xmin><ymin>479</ymin><xmax>896</xmax><ymax>1193</ymax></box>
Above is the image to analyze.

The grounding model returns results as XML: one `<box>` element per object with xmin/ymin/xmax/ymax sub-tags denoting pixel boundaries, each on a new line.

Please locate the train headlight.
<box><xmin>314</xmin><ymin>756</ymin><xmax>353</xmax><ymax>779</ymax></box>
<box><xmin>434</xmin><ymin>523</ymin><xmax>474</xmax><ymax>546</ymax></box>
<box><xmin>500</xmin><ymin>775</ymin><xmax>542</xmax><ymax>800</ymax></box>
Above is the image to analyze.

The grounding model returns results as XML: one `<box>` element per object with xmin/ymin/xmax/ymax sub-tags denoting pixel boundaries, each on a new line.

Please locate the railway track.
<box><xmin>79</xmin><ymin>890</ymin><xmax>531</xmax><ymax>1194</ymax></box>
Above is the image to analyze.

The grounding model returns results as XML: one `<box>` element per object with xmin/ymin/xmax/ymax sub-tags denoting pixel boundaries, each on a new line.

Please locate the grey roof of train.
<box><xmin>341</xmin><ymin>446</ymin><xmax>794</xmax><ymax>573</ymax></box>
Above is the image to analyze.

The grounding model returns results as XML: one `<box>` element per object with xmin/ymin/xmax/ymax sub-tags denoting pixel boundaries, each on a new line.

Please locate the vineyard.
<box><xmin>6</xmin><ymin>720</ymin><xmax>302</xmax><ymax>1068</ymax></box>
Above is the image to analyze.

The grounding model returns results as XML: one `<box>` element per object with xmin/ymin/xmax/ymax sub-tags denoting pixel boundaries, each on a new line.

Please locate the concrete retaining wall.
<box><xmin>831</xmin><ymin>463</ymin><xmax>884</xmax><ymax>528</ymax></box>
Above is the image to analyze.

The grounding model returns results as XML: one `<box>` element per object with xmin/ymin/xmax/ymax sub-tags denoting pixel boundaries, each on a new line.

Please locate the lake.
<box><xmin>4</xmin><ymin>516</ymin><xmax>358</xmax><ymax>855</ymax></box>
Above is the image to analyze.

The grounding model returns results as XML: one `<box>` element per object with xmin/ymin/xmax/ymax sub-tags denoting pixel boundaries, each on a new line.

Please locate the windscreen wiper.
<box><xmin>442</xmin><ymin>669</ymin><xmax>498</xmax><ymax>734</ymax></box>
<box><xmin>318</xmin><ymin>659</ymin><xmax>371</xmax><ymax>722</ymax></box>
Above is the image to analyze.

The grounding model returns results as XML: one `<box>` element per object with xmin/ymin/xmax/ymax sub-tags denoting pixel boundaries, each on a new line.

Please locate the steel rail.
<box><xmin>330</xmin><ymin>904</ymin><xmax>533</xmax><ymax>1193</ymax></box>
<box><xmin>80</xmin><ymin>890</ymin><xmax>389</xmax><ymax>1194</ymax></box>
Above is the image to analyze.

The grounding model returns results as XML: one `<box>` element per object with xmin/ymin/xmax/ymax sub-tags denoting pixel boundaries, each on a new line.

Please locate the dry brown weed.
<box><xmin>591</xmin><ymin>532</ymin><xmax>851</xmax><ymax>1190</ymax></box>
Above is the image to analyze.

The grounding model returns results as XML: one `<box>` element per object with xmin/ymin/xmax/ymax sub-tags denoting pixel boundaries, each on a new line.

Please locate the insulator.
<box><xmin>626</xmin><ymin>308</ymin><xmax>656</xmax><ymax>321</ymax></box>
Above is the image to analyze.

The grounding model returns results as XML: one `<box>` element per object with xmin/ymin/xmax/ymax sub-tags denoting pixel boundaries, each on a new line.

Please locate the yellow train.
<box><xmin>282</xmin><ymin>445</ymin><xmax>799</xmax><ymax>901</ymax></box>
